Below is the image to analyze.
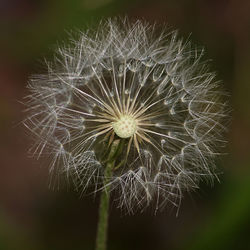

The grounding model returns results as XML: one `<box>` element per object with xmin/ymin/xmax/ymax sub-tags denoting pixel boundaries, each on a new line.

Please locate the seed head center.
<box><xmin>112</xmin><ymin>114</ymin><xmax>137</xmax><ymax>139</ymax></box>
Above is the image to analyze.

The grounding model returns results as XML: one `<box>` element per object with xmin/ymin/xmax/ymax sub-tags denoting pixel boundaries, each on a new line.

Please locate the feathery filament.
<box><xmin>23</xmin><ymin>18</ymin><xmax>228</xmax><ymax>213</ymax></box>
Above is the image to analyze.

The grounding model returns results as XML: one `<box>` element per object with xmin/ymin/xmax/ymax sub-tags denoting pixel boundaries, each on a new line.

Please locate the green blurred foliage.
<box><xmin>181</xmin><ymin>174</ymin><xmax>250</xmax><ymax>250</ymax></box>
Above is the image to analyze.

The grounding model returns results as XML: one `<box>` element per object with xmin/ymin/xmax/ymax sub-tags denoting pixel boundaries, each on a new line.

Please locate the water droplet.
<box><xmin>170</xmin><ymin>108</ymin><xmax>175</xmax><ymax>115</ymax></box>
<box><xmin>161</xmin><ymin>139</ymin><xmax>166</xmax><ymax>147</ymax></box>
<box><xmin>142</xmin><ymin>58</ymin><xmax>154</xmax><ymax>67</ymax></box>
<box><xmin>153</xmin><ymin>64</ymin><xmax>165</xmax><ymax>82</ymax></box>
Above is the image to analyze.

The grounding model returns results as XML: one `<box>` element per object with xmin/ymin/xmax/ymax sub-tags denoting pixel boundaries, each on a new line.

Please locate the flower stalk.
<box><xmin>95</xmin><ymin>139</ymin><xmax>123</xmax><ymax>250</ymax></box>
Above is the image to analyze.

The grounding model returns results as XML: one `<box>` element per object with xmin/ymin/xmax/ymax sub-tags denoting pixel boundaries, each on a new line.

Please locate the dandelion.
<box><xmin>23</xmin><ymin>17</ymin><xmax>228</xmax><ymax>250</ymax></box>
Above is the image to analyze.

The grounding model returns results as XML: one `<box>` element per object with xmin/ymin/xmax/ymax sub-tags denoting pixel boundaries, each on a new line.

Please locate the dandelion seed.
<box><xmin>23</xmin><ymin>18</ymin><xmax>228</xmax><ymax>213</ymax></box>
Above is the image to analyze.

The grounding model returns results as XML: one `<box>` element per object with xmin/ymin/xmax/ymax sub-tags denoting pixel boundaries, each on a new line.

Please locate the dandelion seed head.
<box><xmin>23</xmin><ymin>17</ymin><xmax>229</xmax><ymax>213</ymax></box>
<box><xmin>112</xmin><ymin>114</ymin><xmax>137</xmax><ymax>138</ymax></box>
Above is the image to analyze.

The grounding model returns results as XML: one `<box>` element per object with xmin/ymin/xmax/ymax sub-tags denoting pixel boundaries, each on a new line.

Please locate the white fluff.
<box><xmin>23</xmin><ymin>18</ymin><xmax>228</xmax><ymax>213</ymax></box>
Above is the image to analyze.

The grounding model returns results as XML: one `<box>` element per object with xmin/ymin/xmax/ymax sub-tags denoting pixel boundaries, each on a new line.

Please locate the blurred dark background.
<box><xmin>0</xmin><ymin>0</ymin><xmax>250</xmax><ymax>249</ymax></box>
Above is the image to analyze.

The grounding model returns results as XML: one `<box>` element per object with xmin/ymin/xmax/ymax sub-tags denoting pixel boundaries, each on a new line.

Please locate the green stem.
<box><xmin>95</xmin><ymin>140</ymin><xmax>121</xmax><ymax>250</ymax></box>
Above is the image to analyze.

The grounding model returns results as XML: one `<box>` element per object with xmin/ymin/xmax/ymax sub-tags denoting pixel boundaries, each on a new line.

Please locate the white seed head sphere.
<box><xmin>24</xmin><ymin>18</ymin><xmax>228</xmax><ymax>213</ymax></box>
<box><xmin>112</xmin><ymin>115</ymin><xmax>137</xmax><ymax>138</ymax></box>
